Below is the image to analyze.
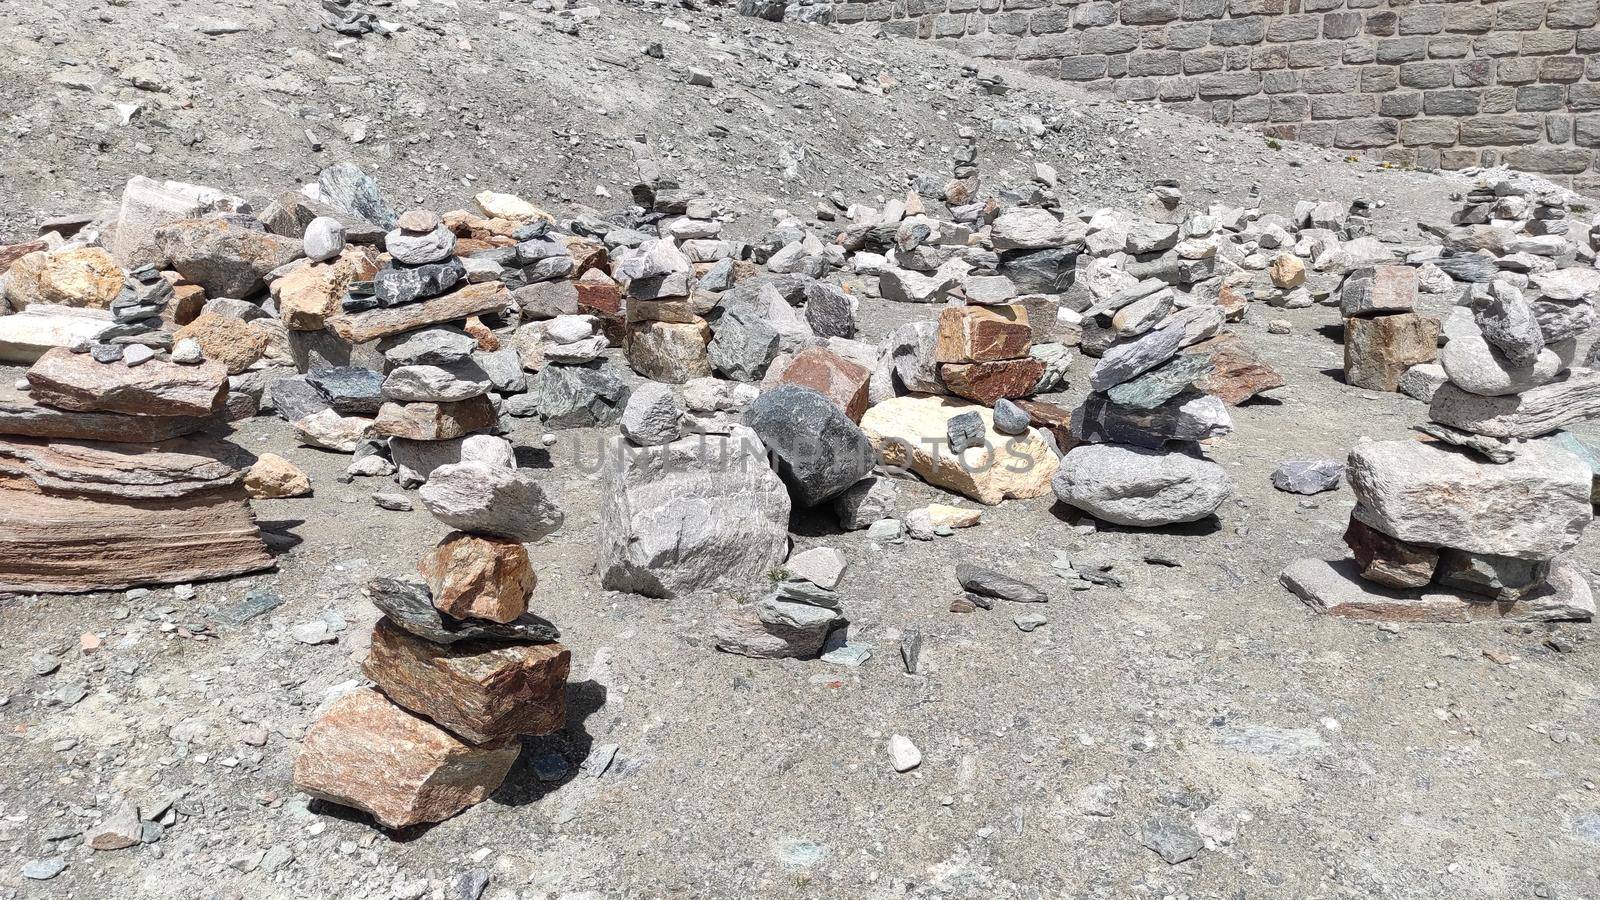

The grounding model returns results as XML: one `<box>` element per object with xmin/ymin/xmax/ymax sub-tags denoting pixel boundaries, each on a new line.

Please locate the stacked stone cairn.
<box><xmin>1281</xmin><ymin>179</ymin><xmax>1599</xmax><ymax>623</ymax></box>
<box><xmin>1340</xmin><ymin>264</ymin><xmax>1440</xmax><ymax>393</ymax></box>
<box><xmin>0</xmin><ymin>257</ymin><xmax>273</xmax><ymax>592</ymax></box>
<box><xmin>1051</xmin><ymin>242</ymin><xmax>1237</xmax><ymax>528</ymax></box>
<box><xmin>293</xmin><ymin>459</ymin><xmax>569</xmax><ymax>829</ymax></box>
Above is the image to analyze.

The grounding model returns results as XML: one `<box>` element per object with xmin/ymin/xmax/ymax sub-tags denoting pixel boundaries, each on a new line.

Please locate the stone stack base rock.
<box><xmin>293</xmin><ymin>457</ymin><xmax>570</xmax><ymax>829</ymax></box>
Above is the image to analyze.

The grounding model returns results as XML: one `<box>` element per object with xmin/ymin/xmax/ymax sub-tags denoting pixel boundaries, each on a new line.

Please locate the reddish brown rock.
<box><xmin>169</xmin><ymin>282</ymin><xmax>207</xmax><ymax>326</ymax></box>
<box><xmin>419</xmin><ymin>531</ymin><xmax>536</xmax><ymax>624</ymax></box>
<box><xmin>1344</xmin><ymin>313</ymin><xmax>1439</xmax><ymax>392</ymax></box>
<box><xmin>292</xmin><ymin>687</ymin><xmax>520</xmax><ymax>829</ymax></box>
<box><xmin>560</xmin><ymin>237</ymin><xmax>609</xmax><ymax>275</ymax></box>
<box><xmin>1014</xmin><ymin>399</ymin><xmax>1084</xmax><ymax>454</ymax></box>
<box><xmin>1183</xmin><ymin>332</ymin><xmax>1285</xmax><ymax>405</ymax></box>
<box><xmin>937</xmin><ymin>358</ymin><xmax>1045</xmax><ymax>406</ymax></box>
<box><xmin>1343</xmin><ymin>517</ymin><xmax>1439</xmax><ymax>589</ymax></box>
<box><xmin>373</xmin><ymin>396</ymin><xmax>497</xmax><ymax>441</ymax></box>
<box><xmin>771</xmin><ymin>347</ymin><xmax>871</xmax><ymax>421</ymax></box>
<box><xmin>173</xmin><ymin>312</ymin><xmax>270</xmax><ymax>375</ymax></box>
<box><xmin>627</xmin><ymin>298</ymin><xmax>698</xmax><ymax>325</ymax></box>
<box><xmin>362</xmin><ymin>619</ymin><xmax>570</xmax><ymax>744</ymax></box>
<box><xmin>26</xmin><ymin>347</ymin><xmax>228</xmax><ymax>417</ymax></box>
<box><xmin>0</xmin><ymin>237</ymin><xmax>50</xmax><ymax>272</ymax></box>
<box><xmin>328</xmin><ymin>282</ymin><xmax>511</xmax><ymax>343</ymax></box>
<box><xmin>576</xmin><ymin>269</ymin><xmax>625</xmax><ymax>345</ymax></box>
<box><xmin>0</xmin><ymin>435</ymin><xmax>273</xmax><ymax>593</ymax></box>
<box><xmin>935</xmin><ymin>305</ymin><xmax>1032</xmax><ymax>364</ymax></box>
<box><xmin>463</xmin><ymin>316</ymin><xmax>500</xmax><ymax>351</ymax></box>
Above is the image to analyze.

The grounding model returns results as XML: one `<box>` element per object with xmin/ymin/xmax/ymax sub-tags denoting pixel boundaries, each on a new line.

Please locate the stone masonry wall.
<box><xmin>829</xmin><ymin>0</ymin><xmax>1600</xmax><ymax>192</ymax></box>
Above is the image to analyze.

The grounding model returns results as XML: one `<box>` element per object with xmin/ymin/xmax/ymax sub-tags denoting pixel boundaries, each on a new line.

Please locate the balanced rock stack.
<box><xmin>1340</xmin><ymin>264</ymin><xmax>1440</xmax><ymax>393</ymax></box>
<box><xmin>1051</xmin><ymin>280</ymin><xmax>1235</xmax><ymax>527</ymax></box>
<box><xmin>293</xmin><ymin>462</ymin><xmax>569</xmax><ymax>829</ymax></box>
<box><xmin>0</xmin><ymin>296</ymin><xmax>273</xmax><ymax>591</ymax></box>
<box><xmin>618</xmin><ymin>238</ymin><xmax>713</xmax><ymax>384</ymax></box>
<box><xmin>1283</xmin><ymin>269</ymin><xmax>1597</xmax><ymax>622</ymax></box>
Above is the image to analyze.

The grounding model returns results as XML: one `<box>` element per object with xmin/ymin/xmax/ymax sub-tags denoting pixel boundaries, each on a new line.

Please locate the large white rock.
<box><xmin>1051</xmin><ymin>443</ymin><xmax>1232</xmax><ymax>526</ymax></box>
<box><xmin>860</xmin><ymin>395</ymin><xmax>1057</xmax><ymax>506</ymax></box>
<box><xmin>1347</xmin><ymin>439</ymin><xmax>1591</xmax><ymax>560</ymax></box>
<box><xmin>598</xmin><ymin>426</ymin><xmax>791</xmax><ymax>599</ymax></box>
<box><xmin>0</xmin><ymin>306</ymin><xmax>115</xmax><ymax>364</ymax></box>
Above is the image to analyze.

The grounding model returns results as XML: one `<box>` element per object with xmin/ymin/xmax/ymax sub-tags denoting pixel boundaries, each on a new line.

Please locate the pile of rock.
<box><xmin>1051</xmin><ymin>277</ymin><xmax>1236</xmax><ymax>527</ymax></box>
<box><xmin>293</xmin><ymin>461</ymin><xmax>568</xmax><ymax>828</ymax></box>
<box><xmin>0</xmin><ymin>326</ymin><xmax>273</xmax><ymax>592</ymax></box>
<box><xmin>1284</xmin><ymin>261</ymin><xmax>1597</xmax><ymax>622</ymax></box>
<box><xmin>1340</xmin><ymin>264</ymin><xmax>1440</xmax><ymax>393</ymax></box>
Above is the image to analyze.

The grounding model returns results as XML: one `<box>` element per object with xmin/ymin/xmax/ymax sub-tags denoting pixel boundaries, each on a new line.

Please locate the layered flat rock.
<box><xmin>0</xmin><ymin>435</ymin><xmax>272</xmax><ymax>593</ymax></box>
<box><xmin>0</xmin><ymin>306</ymin><xmax>116</xmax><ymax>364</ymax></box>
<box><xmin>860</xmin><ymin>394</ymin><xmax>1057</xmax><ymax>506</ymax></box>
<box><xmin>0</xmin><ymin>382</ymin><xmax>209</xmax><ymax>442</ymax></box>
<box><xmin>1347</xmin><ymin>439</ymin><xmax>1591</xmax><ymax>560</ymax></box>
<box><xmin>598</xmin><ymin>427</ymin><xmax>791</xmax><ymax>599</ymax></box>
<box><xmin>1428</xmin><ymin>369</ymin><xmax>1600</xmax><ymax>439</ymax></box>
<box><xmin>937</xmin><ymin>358</ymin><xmax>1046</xmax><ymax>406</ymax></box>
<box><xmin>292</xmin><ymin>687</ymin><xmax>520</xmax><ymax>830</ymax></box>
<box><xmin>327</xmin><ymin>282</ymin><xmax>511</xmax><ymax>343</ymax></box>
<box><xmin>1281</xmin><ymin>556</ymin><xmax>1593</xmax><ymax>624</ymax></box>
<box><xmin>365</xmin><ymin>577</ymin><xmax>559</xmax><ymax>645</ymax></box>
<box><xmin>26</xmin><ymin>347</ymin><xmax>227</xmax><ymax>417</ymax></box>
<box><xmin>362</xmin><ymin>619</ymin><xmax>570</xmax><ymax>745</ymax></box>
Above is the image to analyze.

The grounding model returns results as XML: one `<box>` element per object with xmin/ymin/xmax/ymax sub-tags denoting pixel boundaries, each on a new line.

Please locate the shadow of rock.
<box><xmin>491</xmin><ymin>677</ymin><xmax>609</xmax><ymax>808</ymax></box>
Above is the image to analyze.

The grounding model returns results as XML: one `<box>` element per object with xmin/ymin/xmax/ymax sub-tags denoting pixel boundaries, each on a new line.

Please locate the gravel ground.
<box><xmin>3</xmin><ymin>0</ymin><xmax>1600</xmax><ymax>898</ymax></box>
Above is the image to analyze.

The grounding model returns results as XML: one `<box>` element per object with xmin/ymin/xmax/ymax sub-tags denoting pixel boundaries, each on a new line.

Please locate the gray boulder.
<box><xmin>380</xmin><ymin>327</ymin><xmax>477</xmax><ymax>367</ymax></box>
<box><xmin>533</xmin><ymin>363</ymin><xmax>628</xmax><ymax>427</ymax></box>
<box><xmin>803</xmin><ymin>281</ymin><xmax>857</xmax><ymax>339</ymax></box>
<box><xmin>1088</xmin><ymin>320</ymin><xmax>1185</xmax><ymax>392</ymax></box>
<box><xmin>1071</xmin><ymin>392</ymin><xmax>1232</xmax><ymax>449</ymax></box>
<box><xmin>419</xmin><ymin>462</ymin><xmax>565</xmax><ymax>543</ymax></box>
<box><xmin>888</xmin><ymin>320</ymin><xmax>941</xmax><ymax>393</ymax></box>
<box><xmin>745</xmin><ymin>385</ymin><xmax>876</xmax><ymax>508</ymax></box>
<box><xmin>619</xmin><ymin>381</ymin><xmax>684</xmax><ymax>447</ymax></box>
<box><xmin>1052</xmin><ymin>443</ymin><xmax>1233</xmax><ymax>526</ymax></box>
<box><xmin>1347</xmin><ymin>439</ymin><xmax>1591</xmax><ymax>560</ymax></box>
<box><xmin>1271</xmin><ymin>459</ymin><xmax>1344</xmax><ymax>495</ymax></box>
<box><xmin>1440</xmin><ymin>307</ymin><xmax>1566</xmax><ymax>397</ymax></box>
<box><xmin>708</xmin><ymin>309</ymin><xmax>780</xmax><ymax>382</ymax></box>
<box><xmin>599</xmin><ymin>427</ymin><xmax>791</xmax><ymax>599</ymax></box>
<box><xmin>832</xmin><ymin>474</ymin><xmax>900</xmax><ymax>530</ymax></box>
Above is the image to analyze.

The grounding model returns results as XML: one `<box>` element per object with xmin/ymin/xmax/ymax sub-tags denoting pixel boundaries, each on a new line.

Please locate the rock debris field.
<box><xmin>2</xmin><ymin>1</ymin><xmax>1600</xmax><ymax>898</ymax></box>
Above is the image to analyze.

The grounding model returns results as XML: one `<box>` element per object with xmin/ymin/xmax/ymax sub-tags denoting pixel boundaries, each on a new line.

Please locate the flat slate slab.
<box><xmin>0</xmin><ymin>382</ymin><xmax>211</xmax><ymax>442</ymax></box>
<box><xmin>1280</xmin><ymin>556</ymin><xmax>1593</xmax><ymax>624</ymax></box>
